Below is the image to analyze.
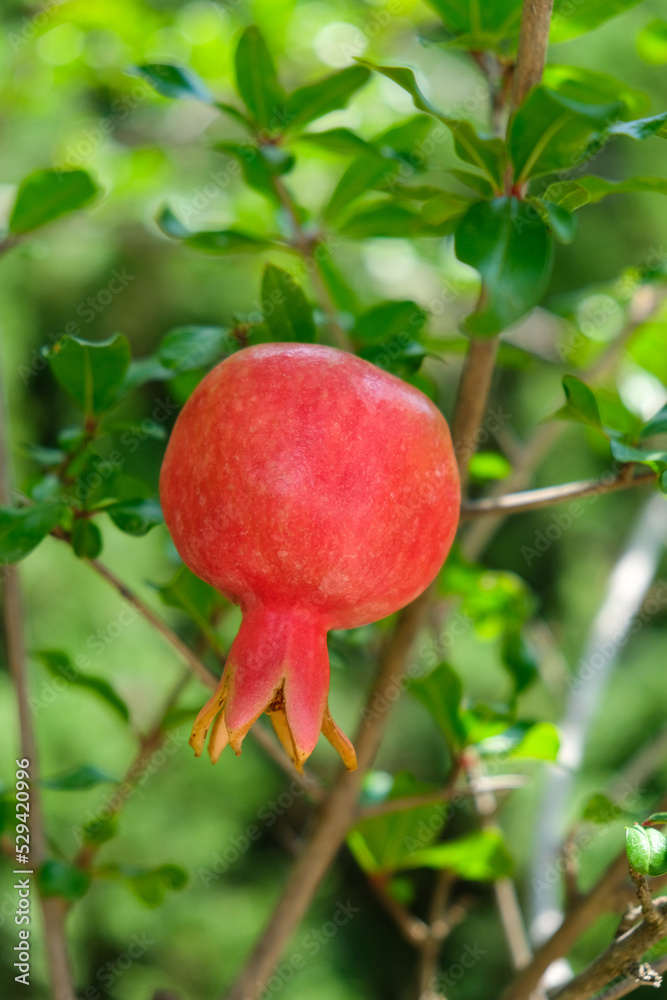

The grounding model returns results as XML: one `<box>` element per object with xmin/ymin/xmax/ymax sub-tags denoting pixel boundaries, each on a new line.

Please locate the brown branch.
<box><xmin>271</xmin><ymin>176</ymin><xmax>350</xmax><ymax>351</ymax></box>
<box><xmin>461</xmin><ymin>468</ymin><xmax>657</xmax><ymax>519</ymax></box>
<box><xmin>510</xmin><ymin>0</ymin><xmax>555</xmax><ymax>111</ymax></box>
<box><xmin>550</xmin><ymin>898</ymin><xmax>667</xmax><ymax>1000</ymax></box>
<box><xmin>452</xmin><ymin>338</ymin><xmax>500</xmax><ymax>493</ymax></box>
<box><xmin>594</xmin><ymin>954</ymin><xmax>667</xmax><ymax>1000</ymax></box>
<box><xmin>369</xmin><ymin>875</ymin><xmax>431</xmax><ymax>946</ymax></box>
<box><xmin>0</xmin><ymin>353</ymin><xmax>74</xmax><ymax>997</ymax></box>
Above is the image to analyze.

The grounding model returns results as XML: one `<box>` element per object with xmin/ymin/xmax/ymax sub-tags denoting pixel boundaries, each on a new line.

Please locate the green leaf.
<box><xmin>10</xmin><ymin>169</ymin><xmax>98</xmax><ymax>235</ymax></box>
<box><xmin>454</xmin><ymin>197</ymin><xmax>554</xmax><ymax>336</ymax></box>
<box><xmin>582</xmin><ymin>794</ymin><xmax>629</xmax><ymax>824</ymax></box>
<box><xmin>105</xmin><ymin>863</ymin><xmax>188</xmax><ymax>907</ymax></box>
<box><xmin>39</xmin><ymin>859</ymin><xmax>91</xmax><ymax>902</ymax></box>
<box><xmin>399</xmin><ymin>830</ymin><xmax>514</xmax><ymax>880</ymax></box>
<box><xmin>538</xmin><ymin>201</ymin><xmax>578</xmax><ymax>244</ymax></box>
<box><xmin>295</xmin><ymin>128</ymin><xmax>372</xmax><ymax>156</ymax></box>
<box><xmin>35</xmin><ymin>649</ymin><xmax>130</xmax><ymax>723</ymax></box>
<box><xmin>353</xmin><ymin>301</ymin><xmax>427</xmax><ymax>345</ymax></box>
<box><xmin>347</xmin><ymin>772</ymin><xmax>448</xmax><ymax>874</ymax></box>
<box><xmin>373</xmin><ymin>115</ymin><xmax>434</xmax><ymax>159</ymax></box>
<box><xmin>550</xmin><ymin>0</ymin><xmax>642</xmax><ymax>43</ymax></box>
<box><xmin>156</xmin><ymin>565</ymin><xmax>227</xmax><ymax>649</ymax></box>
<box><xmin>234</xmin><ymin>25</ymin><xmax>285</xmax><ymax>130</ymax></box>
<box><xmin>422</xmin><ymin>192</ymin><xmax>471</xmax><ymax>225</ymax></box>
<box><xmin>626</xmin><ymin>824</ymin><xmax>667</xmax><ymax>876</ymax></box>
<box><xmin>423</xmin><ymin>0</ymin><xmax>522</xmax><ymax>55</ymax></box>
<box><xmin>324</xmin><ymin>153</ymin><xmax>400</xmax><ymax>221</ymax></box>
<box><xmin>82</xmin><ymin>813</ymin><xmax>119</xmax><ymax>845</ymax></box>
<box><xmin>260</xmin><ymin>265</ymin><xmax>316</xmax><ymax>343</ymax></box>
<box><xmin>511</xmin><ymin>722</ymin><xmax>560</xmax><ymax>760</ymax></box>
<box><xmin>501</xmin><ymin>629</ymin><xmax>539</xmax><ymax>694</ymax></box>
<box><xmin>545</xmin><ymin>176</ymin><xmax>667</xmax><ymax>213</ymax></box>
<box><xmin>609</xmin><ymin>441</ymin><xmax>667</xmax><ymax>466</ymax></box>
<box><xmin>542</xmin><ymin>65</ymin><xmax>649</xmax><ymax>120</ymax></box>
<box><xmin>136</xmin><ymin>64</ymin><xmax>214</xmax><ymax>104</ymax></box>
<box><xmin>158</xmin><ymin>326</ymin><xmax>229</xmax><ymax>374</ymax></box>
<box><xmin>340</xmin><ymin>203</ymin><xmax>461</xmax><ymax>239</ymax></box>
<box><xmin>638</xmin><ymin>19</ymin><xmax>667</xmax><ymax>65</ymax></box>
<box><xmin>449</xmin><ymin>169</ymin><xmax>495</xmax><ymax>197</ymax></box>
<box><xmin>640</xmin><ymin>406</ymin><xmax>667</xmax><ymax>439</ymax></box>
<box><xmin>646</xmin><ymin>813</ymin><xmax>667</xmax><ymax>824</ymax></box>
<box><xmin>107</xmin><ymin>498</ymin><xmax>163</xmax><ymax>536</ymax></box>
<box><xmin>41</xmin><ymin>765</ymin><xmax>117</xmax><ymax>791</ymax></box>
<box><xmin>508</xmin><ymin>87</ymin><xmax>622</xmax><ymax>182</ymax></box>
<box><xmin>553</xmin><ymin>375</ymin><xmax>603</xmax><ymax>431</ymax></box>
<box><xmin>157</xmin><ymin>205</ymin><xmax>270</xmax><ymax>255</ymax></box>
<box><xmin>410</xmin><ymin>662</ymin><xmax>466</xmax><ymax>750</ymax></box>
<box><xmin>468</xmin><ymin>451</ymin><xmax>512</xmax><ymax>483</ymax></box>
<box><xmin>45</xmin><ymin>334</ymin><xmax>131</xmax><ymax>415</ymax></box>
<box><xmin>71</xmin><ymin>519</ymin><xmax>103</xmax><ymax>559</ymax></box>
<box><xmin>214</xmin><ymin>141</ymin><xmax>294</xmax><ymax>200</ymax></box>
<box><xmin>285</xmin><ymin>66</ymin><xmax>370</xmax><ymax>132</ymax></box>
<box><xmin>0</xmin><ymin>503</ymin><xmax>65</xmax><ymax>563</ymax></box>
<box><xmin>356</xmin><ymin>61</ymin><xmax>506</xmax><ymax>188</ymax></box>
<box><xmin>609</xmin><ymin>112</ymin><xmax>667</xmax><ymax>141</ymax></box>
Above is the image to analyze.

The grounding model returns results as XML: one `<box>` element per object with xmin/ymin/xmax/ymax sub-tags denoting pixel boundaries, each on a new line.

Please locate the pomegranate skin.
<box><xmin>160</xmin><ymin>343</ymin><xmax>460</xmax><ymax>770</ymax></box>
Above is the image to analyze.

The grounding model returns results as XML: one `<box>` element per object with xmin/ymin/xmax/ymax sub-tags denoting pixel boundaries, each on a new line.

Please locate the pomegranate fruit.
<box><xmin>160</xmin><ymin>344</ymin><xmax>460</xmax><ymax>771</ymax></box>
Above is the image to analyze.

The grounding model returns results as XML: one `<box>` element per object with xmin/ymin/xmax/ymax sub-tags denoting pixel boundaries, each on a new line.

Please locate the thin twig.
<box><xmin>461</xmin><ymin>468</ymin><xmax>656</xmax><ymax>519</ymax></box>
<box><xmin>369</xmin><ymin>875</ymin><xmax>431</xmax><ymax>946</ymax></box>
<box><xmin>358</xmin><ymin>775</ymin><xmax>526</xmax><ymax>820</ymax></box>
<box><xmin>452</xmin><ymin>338</ymin><xmax>500</xmax><ymax>492</ymax></box>
<box><xmin>592</xmin><ymin>955</ymin><xmax>667</xmax><ymax>1000</ymax></box>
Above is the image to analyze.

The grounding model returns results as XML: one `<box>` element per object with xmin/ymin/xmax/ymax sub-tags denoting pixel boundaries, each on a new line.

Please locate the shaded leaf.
<box><xmin>411</xmin><ymin>662</ymin><xmax>466</xmax><ymax>750</ymax></box>
<box><xmin>44</xmin><ymin>334</ymin><xmax>131</xmax><ymax>415</ymax></box>
<box><xmin>71</xmin><ymin>519</ymin><xmax>103</xmax><ymax>559</ymax></box>
<box><xmin>640</xmin><ymin>405</ymin><xmax>667</xmax><ymax>439</ymax></box>
<box><xmin>545</xmin><ymin>175</ymin><xmax>667</xmax><ymax>212</ymax></box>
<box><xmin>296</xmin><ymin>128</ymin><xmax>372</xmax><ymax>156</ymax></box>
<box><xmin>324</xmin><ymin>153</ymin><xmax>399</xmax><ymax>221</ymax></box>
<box><xmin>553</xmin><ymin>375</ymin><xmax>603</xmax><ymax>431</ymax></box>
<box><xmin>501</xmin><ymin>629</ymin><xmax>539</xmax><ymax>694</ymax></box>
<box><xmin>82</xmin><ymin>813</ymin><xmax>119</xmax><ymax>846</ymax></box>
<box><xmin>285</xmin><ymin>66</ymin><xmax>370</xmax><ymax>132</ymax></box>
<box><xmin>423</xmin><ymin>0</ymin><xmax>522</xmax><ymax>55</ymax></box>
<box><xmin>136</xmin><ymin>64</ymin><xmax>214</xmax><ymax>104</ymax></box>
<box><xmin>107</xmin><ymin>498</ymin><xmax>163</xmax><ymax>536</ymax></box>
<box><xmin>261</xmin><ymin>265</ymin><xmax>316</xmax><ymax>342</ymax></box>
<box><xmin>41</xmin><ymin>765</ymin><xmax>117</xmax><ymax>791</ymax></box>
<box><xmin>353</xmin><ymin>301</ymin><xmax>427</xmax><ymax>345</ymax></box>
<box><xmin>39</xmin><ymin>860</ymin><xmax>91</xmax><ymax>901</ymax></box>
<box><xmin>157</xmin><ymin>206</ymin><xmax>270</xmax><ymax>254</ymax></box>
<box><xmin>0</xmin><ymin>503</ymin><xmax>65</xmax><ymax>563</ymax></box>
<box><xmin>158</xmin><ymin>326</ymin><xmax>229</xmax><ymax>374</ymax></box>
<box><xmin>10</xmin><ymin>169</ymin><xmax>98</xmax><ymax>235</ymax></box>
<box><xmin>234</xmin><ymin>25</ymin><xmax>285</xmax><ymax>130</ymax></box>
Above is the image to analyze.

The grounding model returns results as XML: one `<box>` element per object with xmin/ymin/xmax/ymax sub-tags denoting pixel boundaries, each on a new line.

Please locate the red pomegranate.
<box><xmin>160</xmin><ymin>344</ymin><xmax>460</xmax><ymax>771</ymax></box>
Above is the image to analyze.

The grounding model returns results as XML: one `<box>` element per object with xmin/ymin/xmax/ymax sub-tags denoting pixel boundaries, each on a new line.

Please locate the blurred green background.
<box><xmin>1</xmin><ymin>1</ymin><xmax>667</xmax><ymax>998</ymax></box>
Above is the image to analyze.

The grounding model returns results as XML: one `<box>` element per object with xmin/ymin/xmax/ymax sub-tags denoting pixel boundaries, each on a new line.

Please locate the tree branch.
<box><xmin>460</xmin><ymin>468</ymin><xmax>657</xmax><ymax>519</ymax></box>
<box><xmin>452</xmin><ymin>337</ymin><xmax>500</xmax><ymax>492</ymax></box>
<box><xmin>511</xmin><ymin>0</ymin><xmax>555</xmax><ymax>111</ymax></box>
<box><xmin>550</xmin><ymin>898</ymin><xmax>667</xmax><ymax>1000</ymax></box>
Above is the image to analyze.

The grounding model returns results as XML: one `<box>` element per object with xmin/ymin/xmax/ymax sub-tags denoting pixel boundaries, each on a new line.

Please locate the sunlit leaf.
<box><xmin>10</xmin><ymin>169</ymin><xmax>98</xmax><ymax>235</ymax></box>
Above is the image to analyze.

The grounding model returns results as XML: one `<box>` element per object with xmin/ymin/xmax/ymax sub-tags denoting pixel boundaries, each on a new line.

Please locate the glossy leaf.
<box><xmin>45</xmin><ymin>334</ymin><xmax>131</xmax><ymax>415</ymax></box>
<box><xmin>399</xmin><ymin>830</ymin><xmax>514</xmax><ymax>879</ymax></box>
<box><xmin>71</xmin><ymin>519</ymin><xmax>103</xmax><ymax>559</ymax></box>
<box><xmin>609</xmin><ymin>112</ymin><xmax>667</xmax><ymax>140</ymax></box>
<box><xmin>214</xmin><ymin>141</ymin><xmax>294</xmax><ymax>200</ymax></box>
<box><xmin>285</xmin><ymin>66</ymin><xmax>370</xmax><ymax>132</ymax></box>
<box><xmin>136</xmin><ymin>64</ymin><xmax>214</xmax><ymax>104</ymax></box>
<box><xmin>39</xmin><ymin>860</ymin><xmax>91</xmax><ymax>901</ymax></box>
<box><xmin>158</xmin><ymin>326</ymin><xmax>230</xmax><ymax>374</ymax></box>
<box><xmin>454</xmin><ymin>197</ymin><xmax>554</xmax><ymax>336</ymax></box>
<box><xmin>353</xmin><ymin>301</ymin><xmax>427</xmax><ymax>345</ymax></box>
<box><xmin>157</xmin><ymin>205</ymin><xmax>270</xmax><ymax>254</ymax></box>
<box><xmin>41</xmin><ymin>765</ymin><xmax>117</xmax><ymax>791</ymax></box>
<box><xmin>626</xmin><ymin>824</ymin><xmax>667</xmax><ymax>876</ymax></box>
<box><xmin>324</xmin><ymin>153</ymin><xmax>400</xmax><ymax>221</ymax></box>
<box><xmin>357</xmin><ymin>61</ymin><xmax>506</xmax><ymax>187</ymax></box>
<box><xmin>341</xmin><ymin>203</ymin><xmax>460</xmax><ymax>239</ymax></box>
<box><xmin>0</xmin><ymin>503</ymin><xmax>65</xmax><ymax>564</ymax></box>
<box><xmin>410</xmin><ymin>662</ymin><xmax>466</xmax><ymax>750</ymax></box>
<box><xmin>544</xmin><ymin>176</ymin><xmax>667</xmax><ymax>213</ymax></box>
<box><xmin>646</xmin><ymin>813</ymin><xmax>667</xmax><ymax>824</ymax></box>
<box><xmin>234</xmin><ymin>26</ymin><xmax>285</xmax><ymax>130</ymax></box>
<box><xmin>10</xmin><ymin>169</ymin><xmax>98</xmax><ymax>235</ymax></box>
<box><xmin>538</xmin><ymin>201</ymin><xmax>578</xmax><ymax>244</ymax></box>
<box><xmin>107</xmin><ymin>498</ymin><xmax>163</xmax><ymax>536</ymax></box>
<box><xmin>35</xmin><ymin>649</ymin><xmax>130</xmax><ymax>723</ymax></box>
<box><xmin>261</xmin><ymin>265</ymin><xmax>316</xmax><ymax>343</ymax></box>
<box><xmin>422</xmin><ymin>192</ymin><xmax>471</xmax><ymax>225</ymax></box>
<box><xmin>550</xmin><ymin>0</ymin><xmax>642</xmax><ymax>44</ymax></box>
<box><xmin>640</xmin><ymin>406</ymin><xmax>667</xmax><ymax>439</ymax></box>
<box><xmin>508</xmin><ymin>87</ymin><xmax>622</xmax><ymax>181</ymax></box>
